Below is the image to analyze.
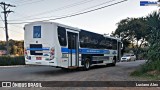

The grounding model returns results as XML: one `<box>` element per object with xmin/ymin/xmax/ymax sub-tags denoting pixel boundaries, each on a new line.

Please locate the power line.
<box><xmin>10</xmin><ymin>0</ymin><xmax>42</xmax><ymax>5</ymax></box>
<box><xmin>0</xmin><ymin>25</ymin><xmax>23</xmax><ymax>35</ymax></box>
<box><xmin>16</xmin><ymin>0</ymin><xmax>45</xmax><ymax>6</ymax></box>
<box><xmin>8</xmin><ymin>0</ymin><xmax>117</xmax><ymax>22</ymax></box>
<box><xmin>1</xmin><ymin>6</ymin><xmax>24</xmax><ymax>34</ymax></box>
<box><xmin>8</xmin><ymin>0</ymin><xmax>28</xmax><ymax>4</ymax></box>
<box><xmin>0</xmin><ymin>27</ymin><xmax>21</xmax><ymax>41</ymax></box>
<box><xmin>14</xmin><ymin>0</ymin><xmax>96</xmax><ymax>20</ymax></box>
<box><xmin>9</xmin><ymin>29</ymin><xmax>23</xmax><ymax>34</ymax></box>
<box><xmin>49</xmin><ymin>0</ymin><xmax>127</xmax><ymax>21</ymax></box>
<box><xmin>48</xmin><ymin>0</ymin><xmax>117</xmax><ymax>21</ymax></box>
<box><xmin>9</xmin><ymin>0</ymin><xmax>124</xmax><ymax>23</ymax></box>
<box><xmin>4</xmin><ymin>14</ymin><xmax>60</xmax><ymax>21</ymax></box>
<box><xmin>10</xmin><ymin>24</ymin><xmax>23</xmax><ymax>29</ymax></box>
<box><xmin>9</xmin><ymin>0</ymin><xmax>128</xmax><ymax>24</ymax></box>
<box><xmin>0</xmin><ymin>14</ymin><xmax>4</xmax><ymax>22</ymax></box>
<box><xmin>15</xmin><ymin>0</ymin><xmax>34</xmax><ymax>3</ymax></box>
<box><xmin>80</xmin><ymin>0</ymin><xmax>117</xmax><ymax>11</ymax></box>
<box><xmin>0</xmin><ymin>26</ymin><xmax>23</xmax><ymax>38</ymax></box>
<box><xmin>8</xmin><ymin>0</ymin><xmax>45</xmax><ymax>15</ymax></box>
<box><xmin>0</xmin><ymin>25</ymin><xmax>23</xmax><ymax>34</ymax></box>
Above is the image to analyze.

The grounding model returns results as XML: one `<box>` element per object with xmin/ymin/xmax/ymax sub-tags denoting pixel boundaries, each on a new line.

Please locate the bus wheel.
<box><xmin>83</xmin><ymin>58</ymin><xmax>90</xmax><ymax>71</ymax></box>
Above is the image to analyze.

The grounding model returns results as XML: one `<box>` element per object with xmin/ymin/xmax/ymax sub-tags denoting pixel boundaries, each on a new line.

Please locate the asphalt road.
<box><xmin>0</xmin><ymin>60</ymin><xmax>146</xmax><ymax>81</ymax></box>
<box><xmin>1</xmin><ymin>60</ymin><xmax>160</xmax><ymax>90</ymax></box>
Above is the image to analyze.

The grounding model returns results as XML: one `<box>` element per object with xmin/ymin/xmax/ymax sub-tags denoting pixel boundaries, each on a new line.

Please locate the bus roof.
<box><xmin>25</xmin><ymin>21</ymin><xmax>80</xmax><ymax>32</ymax></box>
<box><xmin>25</xmin><ymin>21</ymin><xmax>121</xmax><ymax>41</ymax></box>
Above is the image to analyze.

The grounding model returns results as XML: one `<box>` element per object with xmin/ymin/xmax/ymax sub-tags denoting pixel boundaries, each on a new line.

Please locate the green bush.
<box><xmin>0</xmin><ymin>56</ymin><xmax>25</xmax><ymax>66</ymax></box>
<box><xmin>131</xmin><ymin>61</ymin><xmax>160</xmax><ymax>80</ymax></box>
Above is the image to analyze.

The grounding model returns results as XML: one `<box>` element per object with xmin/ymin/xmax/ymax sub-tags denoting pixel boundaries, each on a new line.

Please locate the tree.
<box><xmin>128</xmin><ymin>18</ymin><xmax>149</xmax><ymax>59</ymax></box>
<box><xmin>12</xmin><ymin>45</ymin><xmax>18</xmax><ymax>55</ymax></box>
<box><xmin>0</xmin><ymin>40</ymin><xmax>24</xmax><ymax>55</ymax></box>
<box><xmin>146</xmin><ymin>11</ymin><xmax>160</xmax><ymax>64</ymax></box>
<box><xmin>113</xmin><ymin>18</ymin><xmax>131</xmax><ymax>48</ymax></box>
<box><xmin>113</xmin><ymin>17</ymin><xmax>149</xmax><ymax>59</ymax></box>
<box><xmin>0</xmin><ymin>41</ymin><xmax>6</xmax><ymax>50</ymax></box>
<box><xmin>130</xmin><ymin>11</ymin><xmax>160</xmax><ymax>76</ymax></box>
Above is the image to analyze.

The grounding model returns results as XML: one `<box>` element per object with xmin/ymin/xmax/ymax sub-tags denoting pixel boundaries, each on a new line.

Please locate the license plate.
<box><xmin>36</xmin><ymin>57</ymin><xmax>42</xmax><ymax>60</ymax></box>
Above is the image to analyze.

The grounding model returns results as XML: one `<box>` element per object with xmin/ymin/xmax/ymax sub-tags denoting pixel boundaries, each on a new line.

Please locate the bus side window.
<box><xmin>105</xmin><ymin>38</ymin><xmax>112</xmax><ymax>49</ymax></box>
<box><xmin>57</xmin><ymin>26</ymin><xmax>67</xmax><ymax>46</ymax></box>
<box><xmin>112</xmin><ymin>39</ymin><xmax>117</xmax><ymax>50</ymax></box>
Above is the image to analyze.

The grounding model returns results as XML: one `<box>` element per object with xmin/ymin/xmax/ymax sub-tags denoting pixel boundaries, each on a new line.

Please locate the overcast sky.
<box><xmin>0</xmin><ymin>0</ymin><xmax>158</xmax><ymax>40</ymax></box>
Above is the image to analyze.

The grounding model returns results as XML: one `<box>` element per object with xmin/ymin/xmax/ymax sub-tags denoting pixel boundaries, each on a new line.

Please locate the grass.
<box><xmin>0</xmin><ymin>56</ymin><xmax>25</xmax><ymax>66</ymax></box>
<box><xmin>131</xmin><ymin>70</ymin><xmax>160</xmax><ymax>80</ymax></box>
<box><xmin>130</xmin><ymin>61</ymin><xmax>160</xmax><ymax>80</ymax></box>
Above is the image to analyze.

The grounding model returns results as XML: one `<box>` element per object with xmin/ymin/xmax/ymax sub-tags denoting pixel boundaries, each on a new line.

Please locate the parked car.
<box><xmin>121</xmin><ymin>54</ymin><xmax>136</xmax><ymax>62</ymax></box>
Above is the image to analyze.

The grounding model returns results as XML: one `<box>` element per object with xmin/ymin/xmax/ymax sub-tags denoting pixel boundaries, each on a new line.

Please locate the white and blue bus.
<box><xmin>24</xmin><ymin>21</ymin><xmax>122</xmax><ymax>70</ymax></box>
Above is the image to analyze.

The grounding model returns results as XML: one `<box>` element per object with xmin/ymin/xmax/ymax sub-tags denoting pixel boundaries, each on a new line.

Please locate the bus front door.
<box><xmin>67</xmin><ymin>32</ymin><xmax>79</xmax><ymax>67</ymax></box>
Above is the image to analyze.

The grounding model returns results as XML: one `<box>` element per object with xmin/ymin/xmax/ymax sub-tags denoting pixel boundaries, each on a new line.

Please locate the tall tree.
<box><xmin>128</xmin><ymin>18</ymin><xmax>149</xmax><ymax>59</ymax></box>
<box><xmin>113</xmin><ymin>18</ymin><xmax>132</xmax><ymax>49</ymax></box>
<box><xmin>113</xmin><ymin>17</ymin><xmax>149</xmax><ymax>59</ymax></box>
<box><xmin>146</xmin><ymin>11</ymin><xmax>160</xmax><ymax>64</ymax></box>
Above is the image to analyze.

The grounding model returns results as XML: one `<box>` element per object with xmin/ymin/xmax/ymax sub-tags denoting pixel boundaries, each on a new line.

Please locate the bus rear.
<box><xmin>24</xmin><ymin>22</ymin><xmax>58</xmax><ymax>66</ymax></box>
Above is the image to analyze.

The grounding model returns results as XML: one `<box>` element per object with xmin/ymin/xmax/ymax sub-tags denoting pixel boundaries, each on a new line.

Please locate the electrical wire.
<box><xmin>14</xmin><ymin>0</ymin><xmax>95</xmax><ymax>20</ymax></box>
<box><xmin>11</xmin><ymin>0</ymin><xmax>31</xmax><ymax>3</ymax></box>
<box><xmin>48</xmin><ymin>0</ymin><xmax>127</xmax><ymax>21</ymax></box>
<box><xmin>9</xmin><ymin>0</ymin><xmax>116</xmax><ymax>22</ymax></box>
<box><xmin>0</xmin><ymin>14</ymin><xmax>4</xmax><ymax>23</ymax></box>
<box><xmin>16</xmin><ymin>0</ymin><xmax>45</xmax><ymax>6</ymax></box>
<box><xmin>0</xmin><ymin>15</ymin><xmax>23</xmax><ymax>34</ymax></box>
<box><xmin>0</xmin><ymin>26</ymin><xmax>23</xmax><ymax>40</ymax></box>
<box><xmin>0</xmin><ymin>25</ymin><xmax>23</xmax><ymax>34</ymax></box>
<box><xmin>9</xmin><ymin>0</ymin><xmax>128</xmax><ymax>24</ymax></box>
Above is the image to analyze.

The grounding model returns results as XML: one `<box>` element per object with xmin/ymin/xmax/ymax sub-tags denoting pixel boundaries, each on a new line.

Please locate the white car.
<box><xmin>121</xmin><ymin>54</ymin><xmax>136</xmax><ymax>62</ymax></box>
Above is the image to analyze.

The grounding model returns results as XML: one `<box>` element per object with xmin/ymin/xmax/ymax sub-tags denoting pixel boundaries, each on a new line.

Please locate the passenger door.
<box><xmin>67</xmin><ymin>32</ymin><xmax>79</xmax><ymax>67</ymax></box>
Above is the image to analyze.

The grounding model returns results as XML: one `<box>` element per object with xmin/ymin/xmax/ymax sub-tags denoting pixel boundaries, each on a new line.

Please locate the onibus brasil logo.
<box><xmin>2</xmin><ymin>82</ymin><xmax>42</xmax><ymax>88</ymax></box>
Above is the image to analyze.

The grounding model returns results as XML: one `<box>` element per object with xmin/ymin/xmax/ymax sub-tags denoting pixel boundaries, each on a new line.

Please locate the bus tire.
<box><xmin>83</xmin><ymin>58</ymin><xmax>90</xmax><ymax>71</ymax></box>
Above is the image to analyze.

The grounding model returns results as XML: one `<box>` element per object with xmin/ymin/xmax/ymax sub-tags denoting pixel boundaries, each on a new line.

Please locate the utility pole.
<box><xmin>0</xmin><ymin>2</ymin><xmax>15</xmax><ymax>55</ymax></box>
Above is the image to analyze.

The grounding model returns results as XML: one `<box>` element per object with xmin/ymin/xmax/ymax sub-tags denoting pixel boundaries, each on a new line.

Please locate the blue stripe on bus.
<box><xmin>61</xmin><ymin>48</ymin><xmax>76</xmax><ymax>53</ymax></box>
<box><xmin>27</xmin><ymin>48</ymin><xmax>50</xmax><ymax>51</ymax></box>
<box><xmin>80</xmin><ymin>48</ymin><xmax>110</xmax><ymax>54</ymax></box>
<box><xmin>61</xmin><ymin>48</ymin><xmax>110</xmax><ymax>54</ymax></box>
